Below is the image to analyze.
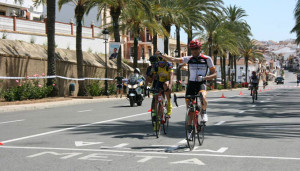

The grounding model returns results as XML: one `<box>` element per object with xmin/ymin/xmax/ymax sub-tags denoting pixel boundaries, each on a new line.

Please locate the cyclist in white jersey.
<box><xmin>156</xmin><ymin>39</ymin><xmax>217</xmax><ymax>123</ymax></box>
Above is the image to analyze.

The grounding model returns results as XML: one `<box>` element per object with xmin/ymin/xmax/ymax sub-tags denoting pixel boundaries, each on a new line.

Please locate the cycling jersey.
<box><xmin>154</xmin><ymin>62</ymin><xmax>173</xmax><ymax>82</ymax></box>
<box><xmin>180</xmin><ymin>54</ymin><xmax>215</xmax><ymax>82</ymax></box>
<box><xmin>251</xmin><ymin>75</ymin><xmax>259</xmax><ymax>84</ymax></box>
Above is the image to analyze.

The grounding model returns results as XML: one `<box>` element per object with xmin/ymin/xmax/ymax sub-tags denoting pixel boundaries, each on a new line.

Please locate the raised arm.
<box><xmin>155</xmin><ymin>51</ymin><xmax>182</xmax><ymax>63</ymax></box>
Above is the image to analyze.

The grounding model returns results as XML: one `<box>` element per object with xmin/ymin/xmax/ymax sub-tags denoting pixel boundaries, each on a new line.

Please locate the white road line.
<box><xmin>251</xmin><ymin>105</ymin><xmax>256</xmax><ymax>107</ymax></box>
<box><xmin>0</xmin><ymin>119</ymin><xmax>25</xmax><ymax>125</ymax></box>
<box><xmin>214</xmin><ymin>121</ymin><xmax>226</xmax><ymax>125</ymax></box>
<box><xmin>178</xmin><ymin>139</ymin><xmax>186</xmax><ymax>144</ymax></box>
<box><xmin>2</xmin><ymin>146</ymin><xmax>300</xmax><ymax>161</ymax></box>
<box><xmin>114</xmin><ymin>143</ymin><xmax>129</xmax><ymax>148</ymax></box>
<box><xmin>77</xmin><ymin>110</ymin><xmax>92</xmax><ymax>113</ymax></box>
<box><xmin>1</xmin><ymin>112</ymin><xmax>153</xmax><ymax>144</ymax></box>
<box><xmin>239</xmin><ymin>111</ymin><xmax>245</xmax><ymax>113</ymax></box>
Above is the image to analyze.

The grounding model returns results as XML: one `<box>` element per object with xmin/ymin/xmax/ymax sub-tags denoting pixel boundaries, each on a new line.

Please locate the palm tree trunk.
<box><xmin>133</xmin><ymin>37</ymin><xmax>138</xmax><ymax>68</ymax></box>
<box><xmin>245</xmin><ymin>56</ymin><xmax>249</xmax><ymax>83</ymax></box>
<box><xmin>153</xmin><ymin>32</ymin><xmax>157</xmax><ymax>53</ymax></box>
<box><xmin>208</xmin><ymin>34</ymin><xmax>212</xmax><ymax>57</ymax></box>
<box><xmin>220</xmin><ymin>55</ymin><xmax>223</xmax><ymax>84</ymax></box>
<box><xmin>234</xmin><ymin>55</ymin><xmax>237</xmax><ymax>86</ymax></box>
<box><xmin>46</xmin><ymin>0</ymin><xmax>57</xmax><ymax>96</ymax></box>
<box><xmin>163</xmin><ymin>25</ymin><xmax>171</xmax><ymax>54</ymax></box>
<box><xmin>176</xmin><ymin>25</ymin><xmax>181</xmax><ymax>91</ymax></box>
<box><xmin>187</xmin><ymin>26</ymin><xmax>192</xmax><ymax>56</ymax></box>
<box><xmin>214</xmin><ymin>50</ymin><xmax>218</xmax><ymax>89</ymax></box>
<box><xmin>223</xmin><ymin>54</ymin><xmax>227</xmax><ymax>89</ymax></box>
<box><xmin>76</xmin><ymin>13</ymin><xmax>88</xmax><ymax>96</ymax></box>
<box><xmin>110</xmin><ymin>7</ymin><xmax>121</xmax><ymax>72</ymax></box>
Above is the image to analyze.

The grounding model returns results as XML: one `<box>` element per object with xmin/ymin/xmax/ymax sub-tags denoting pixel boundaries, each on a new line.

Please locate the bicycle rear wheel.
<box><xmin>151</xmin><ymin>98</ymin><xmax>155</xmax><ymax>127</ymax></box>
<box><xmin>155</xmin><ymin>103</ymin><xmax>162</xmax><ymax>138</ymax></box>
<box><xmin>197</xmin><ymin>121</ymin><xmax>205</xmax><ymax>146</ymax></box>
<box><xmin>252</xmin><ymin>90</ymin><xmax>255</xmax><ymax>103</ymax></box>
<box><xmin>185</xmin><ymin>107</ymin><xmax>195</xmax><ymax>150</ymax></box>
<box><xmin>163</xmin><ymin>105</ymin><xmax>169</xmax><ymax>134</ymax></box>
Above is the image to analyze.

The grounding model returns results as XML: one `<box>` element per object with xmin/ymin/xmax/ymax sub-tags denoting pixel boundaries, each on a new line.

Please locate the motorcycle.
<box><xmin>127</xmin><ymin>74</ymin><xmax>145</xmax><ymax>107</ymax></box>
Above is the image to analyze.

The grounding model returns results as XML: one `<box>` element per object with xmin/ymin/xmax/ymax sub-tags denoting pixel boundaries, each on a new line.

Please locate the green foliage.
<box><xmin>217</xmin><ymin>84</ymin><xmax>224</xmax><ymax>90</ymax></box>
<box><xmin>2</xmin><ymin>32</ymin><xmax>7</xmax><ymax>39</ymax></box>
<box><xmin>87</xmin><ymin>81</ymin><xmax>102</xmax><ymax>96</ymax></box>
<box><xmin>87</xmin><ymin>82</ymin><xmax>117</xmax><ymax>96</ymax></box>
<box><xmin>3</xmin><ymin>78</ymin><xmax>54</xmax><ymax>101</ymax></box>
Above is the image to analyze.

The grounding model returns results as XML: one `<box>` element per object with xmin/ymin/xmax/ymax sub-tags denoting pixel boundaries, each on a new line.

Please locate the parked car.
<box><xmin>275</xmin><ymin>77</ymin><xmax>284</xmax><ymax>84</ymax></box>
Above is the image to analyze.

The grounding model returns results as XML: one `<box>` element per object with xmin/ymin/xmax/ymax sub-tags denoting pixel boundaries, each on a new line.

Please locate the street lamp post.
<box><xmin>175</xmin><ymin>49</ymin><xmax>179</xmax><ymax>92</ymax></box>
<box><xmin>102</xmin><ymin>28</ymin><xmax>109</xmax><ymax>96</ymax></box>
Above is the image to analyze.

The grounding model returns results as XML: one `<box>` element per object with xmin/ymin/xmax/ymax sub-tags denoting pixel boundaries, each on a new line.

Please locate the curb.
<box><xmin>0</xmin><ymin>88</ymin><xmax>248</xmax><ymax>113</ymax></box>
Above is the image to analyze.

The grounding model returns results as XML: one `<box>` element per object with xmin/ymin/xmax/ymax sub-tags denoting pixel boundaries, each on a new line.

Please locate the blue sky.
<box><xmin>172</xmin><ymin>0</ymin><xmax>298</xmax><ymax>43</ymax></box>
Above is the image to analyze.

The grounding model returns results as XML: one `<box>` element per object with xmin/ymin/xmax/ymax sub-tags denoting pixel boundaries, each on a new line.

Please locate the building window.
<box><xmin>130</xmin><ymin>47</ymin><xmax>134</xmax><ymax>57</ymax></box>
<box><xmin>146</xmin><ymin>30</ymin><xmax>152</xmax><ymax>42</ymax></box>
<box><xmin>240</xmin><ymin>67</ymin><xmax>243</xmax><ymax>69</ymax></box>
<box><xmin>0</xmin><ymin>11</ymin><xmax>5</xmax><ymax>16</ymax></box>
<box><xmin>148</xmin><ymin>48</ymin><xmax>152</xmax><ymax>57</ymax></box>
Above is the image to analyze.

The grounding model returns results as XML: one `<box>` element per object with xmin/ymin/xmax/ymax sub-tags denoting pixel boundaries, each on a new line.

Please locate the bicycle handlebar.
<box><xmin>173</xmin><ymin>94</ymin><xmax>203</xmax><ymax>107</ymax></box>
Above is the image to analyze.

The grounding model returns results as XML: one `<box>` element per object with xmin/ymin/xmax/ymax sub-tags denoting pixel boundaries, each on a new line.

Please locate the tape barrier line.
<box><xmin>0</xmin><ymin>76</ymin><xmax>113</xmax><ymax>81</ymax></box>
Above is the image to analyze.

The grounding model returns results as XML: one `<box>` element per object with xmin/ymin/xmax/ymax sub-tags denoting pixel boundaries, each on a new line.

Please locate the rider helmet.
<box><xmin>189</xmin><ymin>39</ymin><xmax>202</xmax><ymax>49</ymax></box>
<box><xmin>134</xmin><ymin>68</ymin><xmax>141</xmax><ymax>74</ymax></box>
<box><xmin>149</xmin><ymin>55</ymin><xmax>158</xmax><ymax>64</ymax></box>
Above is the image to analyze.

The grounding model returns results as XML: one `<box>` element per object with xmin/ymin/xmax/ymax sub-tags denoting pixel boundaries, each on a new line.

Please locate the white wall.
<box><xmin>215</xmin><ymin>64</ymin><xmax>258</xmax><ymax>83</ymax></box>
<box><xmin>0</xmin><ymin>31</ymin><xmax>105</xmax><ymax>54</ymax></box>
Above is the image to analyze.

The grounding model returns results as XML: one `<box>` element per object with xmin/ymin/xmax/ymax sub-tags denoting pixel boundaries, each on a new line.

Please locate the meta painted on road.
<box><xmin>26</xmin><ymin>151</ymin><xmax>206</xmax><ymax>165</ymax></box>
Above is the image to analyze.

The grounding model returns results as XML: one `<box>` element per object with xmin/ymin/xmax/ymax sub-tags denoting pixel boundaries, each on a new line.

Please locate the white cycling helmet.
<box><xmin>134</xmin><ymin>68</ymin><xmax>140</xmax><ymax>74</ymax></box>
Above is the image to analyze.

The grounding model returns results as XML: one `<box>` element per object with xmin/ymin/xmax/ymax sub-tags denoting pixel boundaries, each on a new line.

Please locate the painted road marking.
<box><xmin>189</xmin><ymin>147</ymin><xmax>228</xmax><ymax>153</ymax></box>
<box><xmin>251</xmin><ymin>105</ymin><xmax>256</xmax><ymax>107</ymax></box>
<box><xmin>113</xmin><ymin>143</ymin><xmax>129</xmax><ymax>148</ymax></box>
<box><xmin>239</xmin><ymin>111</ymin><xmax>245</xmax><ymax>113</ymax></box>
<box><xmin>1</xmin><ymin>112</ymin><xmax>152</xmax><ymax>144</ymax></box>
<box><xmin>2</xmin><ymin>145</ymin><xmax>300</xmax><ymax>160</ymax></box>
<box><xmin>75</xmin><ymin>141</ymin><xmax>103</xmax><ymax>147</ymax></box>
<box><xmin>136</xmin><ymin>156</ymin><xmax>168</xmax><ymax>163</ymax></box>
<box><xmin>178</xmin><ymin>139</ymin><xmax>186</xmax><ymax>144</ymax></box>
<box><xmin>0</xmin><ymin>119</ymin><xmax>25</xmax><ymax>125</ymax></box>
<box><xmin>77</xmin><ymin>110</ymin><xmax>92</xmax><ymax>113</ymax></box>
<box><xmin>214</xmin><ymin>121</ymin><xmax>226</xmax><ymax>125</ymax></box>
<box><xmin>171</xmin><ymin>158</ymin><xmax>205</xmax><ymax>165</ymax></box>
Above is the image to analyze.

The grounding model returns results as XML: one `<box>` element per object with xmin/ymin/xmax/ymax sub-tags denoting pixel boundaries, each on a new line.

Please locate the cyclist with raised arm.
<box><xmin>156</xmin><ymin>39</ymin><xmax>217</xmax><ymax>131</ymax></box>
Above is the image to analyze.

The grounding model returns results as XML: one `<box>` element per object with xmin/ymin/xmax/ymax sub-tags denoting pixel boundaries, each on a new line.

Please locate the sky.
<box><xmin>172</xmin><ymin>0</ymin><xmax>298</xmax><ymax>43</ymax></box>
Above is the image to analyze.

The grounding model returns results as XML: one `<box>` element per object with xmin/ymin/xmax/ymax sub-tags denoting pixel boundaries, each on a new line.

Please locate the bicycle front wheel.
<box><xmin>197</xmin><ymin>121</ymin><xmax>205</xmax><ymax>146</ymax></box>
<box><xmin>155</xmin><ymin>102</ymin><xmax>162</xmax><ymax>138</ymax></box>
<box><xmin>185</xmin><ymin>107</ymin><xmax>195</xmax><ymax>151</ymax></box>
<box><xmin>252</xmin><ymin>91</ymin><xmax>255</xmax><ymax>103</ymax></box>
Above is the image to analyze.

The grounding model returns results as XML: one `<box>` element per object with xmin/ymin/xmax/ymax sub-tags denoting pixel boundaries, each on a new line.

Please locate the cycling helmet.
<box><xmin>149</xmin><ymin>55</ymin><xmax>158</xmax><ymax>63</ymax></box>
<box><xmin>252</xmin><ymin>71</ymin><xmax>256</xmax><ymax>75</ymax></box>
<box><xmin>189</xmin><ymin>39</ymin><xmax>202</xmax><ymax>49</ymax></box>
<box><xmin>134</xmin><ymin>68</ymin><xmax>140</xmax><ymax>74</ymax></box>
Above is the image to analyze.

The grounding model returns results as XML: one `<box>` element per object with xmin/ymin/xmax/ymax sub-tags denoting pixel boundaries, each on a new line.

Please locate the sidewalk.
<box><xmin>0</xmin><ymin>88</ymin><xmax>247</xmax><ymax>113</ymax></box>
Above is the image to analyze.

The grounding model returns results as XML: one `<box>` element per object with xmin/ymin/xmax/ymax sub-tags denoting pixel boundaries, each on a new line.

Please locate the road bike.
<box><xmin>251</xmin><ymin>86</ymin><xmax>258</xmax><ymax>103</ymax></box>
<box><xmin>174</xmin><ymin>93</ymin><xmax>206</xmax><ymax>150</ymax></box>
<box><xmin>149</xmin><ymin>89</ymin><xmax>169</xmax><ymax>138</ymax></box>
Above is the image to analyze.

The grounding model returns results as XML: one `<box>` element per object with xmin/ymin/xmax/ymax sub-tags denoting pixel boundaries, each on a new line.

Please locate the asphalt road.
<box><xmin>0</xmin><ymin>71</ymin><xmax>300</xmax><ymax>171</ymax></box>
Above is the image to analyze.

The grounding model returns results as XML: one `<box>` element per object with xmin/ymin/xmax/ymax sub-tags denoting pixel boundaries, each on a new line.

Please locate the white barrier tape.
<box><xmin>0</xmin><ymin>76</ymin><xmax>113</xmax><ymax>81</ymax></box>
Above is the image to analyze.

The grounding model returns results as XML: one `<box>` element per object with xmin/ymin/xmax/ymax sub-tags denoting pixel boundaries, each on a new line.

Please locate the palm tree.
<box><xmin>211</xmin><ymin>21</ymin><xmax>238</xmax><ymax>88</ymax></box>
<box><xmin>240</xmin><ymin>39</ymin><xmax>263</xmax><ymax>82</ymax></box>
<box><xmin>224</xmin><ymin>5</ymin><xmax>251</xmax><ymax>86</ymax></box>
<box><xmin>87</xmin><ymin>0</ymin><xmax>150</xmax><ymax>72</ymax></box>
<box><xmin>291</xmin><ymin>0</ymin><xmax>300</xmax><ymax>43</ymax></box>
<box><xmin>32</xmin><ymin>0</ymin><xmax>57</xmax><ymax>96</ymax></box>
<box><xmin>184</xmin><ymin>0</ymin><xmax>223</xmax><ymax>55</ymax></box>
<box><xmin>119</xmin><ymin>2</ymin><xmax>167</xmax><ymax>68</ymax></box>
<box><xmin>58</xmin><ymin>0</ymin><xmax>92</xmax><ymax>96</ymax></box>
